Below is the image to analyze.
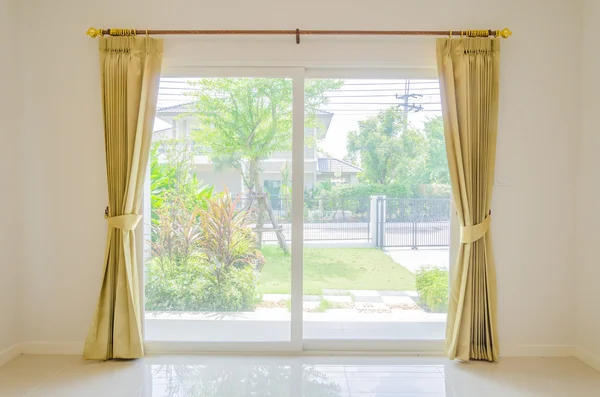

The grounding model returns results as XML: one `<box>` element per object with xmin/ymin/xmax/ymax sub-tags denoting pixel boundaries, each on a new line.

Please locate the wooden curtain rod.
<box><xmin>86</xmin><ymin>27</ymin><xmax>512</xmax><ymax>43</ymax></box>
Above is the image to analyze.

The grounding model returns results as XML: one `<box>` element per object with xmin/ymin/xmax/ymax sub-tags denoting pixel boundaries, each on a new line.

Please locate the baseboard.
<box><xmin>9</xmin><ymin>341</ymin><xmax>599</xmax><ymax>370</ymax></box>
<box><xmin>19</xmin><ymin>342</ymin><xmax>83</xmax><ymax>355</ymax></box>
<box><xmin>500</xmin><ymin>344</ymin><xmax>574</xmax><ymax>357</ymax></box>
<box><xmin>574</xmin><ymin>346</ymin><xmax>600</xmax><ymax>372</ymax></box>
<box><xmin>0</xmin><ymin>344</ymin><xmax>20</xmax><ymax>366</ymax></box>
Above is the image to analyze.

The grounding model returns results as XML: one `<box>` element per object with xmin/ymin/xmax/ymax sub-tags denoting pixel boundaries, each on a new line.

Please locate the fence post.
<box><xmin>370</xmin><ymin>195</ymin><xmax>386</xmax><ymax>247</ymax></box>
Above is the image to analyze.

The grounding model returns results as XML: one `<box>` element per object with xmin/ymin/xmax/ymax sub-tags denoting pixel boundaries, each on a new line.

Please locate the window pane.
<box><xmin>303</xmin><ymin>78</ymin><xmax>449</xmax><ymax>340</ymax></box>
<box><xmin>144</xmin><ymin>77</ymin><xmax>293</xmax><ymax>342</ymax></box>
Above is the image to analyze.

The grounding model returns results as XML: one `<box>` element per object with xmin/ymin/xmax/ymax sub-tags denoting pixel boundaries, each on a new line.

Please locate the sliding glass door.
<box><xmin>144</xmin><ymin>69</ymin><xmax>304</xmax><ymax>348</ymax></box>
<box><xmin>302</xmin><ymin>77</ymin><xmax>449</xmax><ymax>346</ymax></box>
<box><xmin>143</xmin><ymin>68</ymin><xmax>449</xmax><ymax>351</ymax></box>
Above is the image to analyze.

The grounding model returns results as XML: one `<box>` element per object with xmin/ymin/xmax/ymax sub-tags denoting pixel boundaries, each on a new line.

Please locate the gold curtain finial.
<box><xmin>109</xmin><ymin>28</ymin><xmax>137</xmax><ymax>37</ymax></box>
<box><xmin>86</xmin><ymin>27</ymin><xmax>104</xmax><ymax>38</ymax></box>
<box><xmin>495</xmin><ymin>28</ymin><xmax>512</xmax><ymax>39</ymax></box>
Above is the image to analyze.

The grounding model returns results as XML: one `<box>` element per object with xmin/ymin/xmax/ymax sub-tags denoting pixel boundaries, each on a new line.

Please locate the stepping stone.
<box><xmin>349</xmin><ymin>290</ymin><xmax>379</xmax><ymax>297</ymax></box>
<box><xmin>323</xmin><ymin>289</ymin><xmax>350</xmax><ymax>296</ymax></box>
<box><xmin>303</xmin><ymin>295</ymin><xmax>322</xmax><ymax>302</ymax></box>
<box><xmin>303</xmin><ymin>301</ymin><xmax>320</xmax><ymax>310</ymax></box>
<box><xmin>381</xmin><ymin>296</ymin><xmax>416</xmax><ymax>305</ymax></box>
<box><xmin>255</xmin><ymin>308</ymin><xmax>288</xmax><ymax>314</ymax></box>
<box><xmin>378</xmin><ymin>290</ymin><xmax>409</xmax><ymax>297</ymax></box>
<box><xmin>262</xmin><ymin>294</ymin><xmax>290</xmax><ymax>302</ymax></box>
<box><xmin>405</xmin><ymin>291</ymin><xmax>419</xmax><ymax>298</ymax></box>
<box><xmin>355</xmin><ymin>302</ymin><xmax>390</xmax><ymax>311</ymax></box>
<box><xmin>353</xmin><ymin>295</ymin><xmax>384</xmax><ymax>303</ymax></box>
<box><xmin>324</xmin><ymin>295</ymin><xmax>352</xmax><ymax>303</ymax></box>
<box><xmin>325</xmin><ymin>309</ymin><xmax>359</xmax><ymax>315</ymax></box>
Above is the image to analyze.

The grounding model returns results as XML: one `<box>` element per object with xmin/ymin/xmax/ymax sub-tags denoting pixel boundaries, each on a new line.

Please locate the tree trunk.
<box><xmin>249</xmin><ymin>160</ymin><xmax>264</xmax><ymax>249</ymax></box>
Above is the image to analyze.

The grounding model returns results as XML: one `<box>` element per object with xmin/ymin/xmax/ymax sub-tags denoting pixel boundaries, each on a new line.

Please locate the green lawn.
<box><xmin>258</xmin><ymin>246</ymin><xmax>415</xmax><ymax>295</ymax></box>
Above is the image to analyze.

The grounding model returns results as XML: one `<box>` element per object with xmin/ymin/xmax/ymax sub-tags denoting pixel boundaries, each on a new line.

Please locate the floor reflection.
<box><xmin>2</xmin><ymin>355</ymin><xmax>600</xmax><ymax>396</ymax></box>
<box><xmin>145</xmin><ymin>357</ymin><xmax>446</xmax><ymax>397</ymax></box>
<box><xmin>149</xmin><ymin>363</ymin><xmax>345</xmax><ymax>397</ymax></box>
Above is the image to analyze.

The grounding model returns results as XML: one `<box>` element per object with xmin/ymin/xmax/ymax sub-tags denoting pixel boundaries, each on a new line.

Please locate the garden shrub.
<box><xmin>145</xmin><ymin>256</ymin><xmax>207</xmax><ymax>312</ymax></box>
<box><xmin>146</xmin><ymin>191</ymin><xmax>263</xmax><ymax>312</ymax></box>
<box><xmin>145</xmin><ymin>257</ymin><xmax>261</xmax><ymax>312</ymax></box>
<box><xmin>415</xmin><ymin>266</ymin><xmax>449</xmax><ymax>313</ymax></box>
<box><xmin>197</xmin><ymin>265</ymin><xmax>261</xmax><ymax>312</ymax></box>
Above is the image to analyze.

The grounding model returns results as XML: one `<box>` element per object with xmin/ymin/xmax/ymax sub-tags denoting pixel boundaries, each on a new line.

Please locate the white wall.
<box><xmin>577</xmin><ymin>0</ymin><xmax>600</xmax><ymax>366</ymax></box>
<box><xmin>0</xmin><ymin>0</ymin><xmax>21</xmax><ymax>357</ymax></box>
<box><xmin>17</xmin><ymin>0</ymin><xmax>582</xmax><ymax>353</ymax></box>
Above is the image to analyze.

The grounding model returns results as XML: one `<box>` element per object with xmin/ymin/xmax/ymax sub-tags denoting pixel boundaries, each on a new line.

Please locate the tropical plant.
<box><xmin>150</xmin><ymin>196</ymin><xmax>203</xmax><ymax>265</ymax></box>
<box><xmin>146</xmin><ymin>191</ymin><xmax>265</xmax><ymax>312</ymax></box>
<box><xmin>197</xmin><ymin>191</ymin><xmax>265</xmax><ymax>280</ymax></box>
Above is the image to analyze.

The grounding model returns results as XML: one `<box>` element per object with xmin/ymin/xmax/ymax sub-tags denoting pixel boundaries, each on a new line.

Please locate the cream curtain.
<box><xmin>436</xmin><ymin>38</ymin><xmax>500</xmax><ymax>361</ymax></box>
<box><xmin>84</xmin><ymin>37</ymin><xmax>163</xmax><ymax>360</ymax></box>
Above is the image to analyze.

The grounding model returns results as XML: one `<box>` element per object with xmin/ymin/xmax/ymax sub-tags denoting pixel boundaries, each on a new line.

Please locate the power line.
<box><xmin>159</xmin><ymin>78</ymin><xmax>438</xmax><ymax>84</ymax></box>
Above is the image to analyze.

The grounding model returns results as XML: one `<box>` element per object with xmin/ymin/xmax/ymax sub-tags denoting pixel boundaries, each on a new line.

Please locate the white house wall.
<box><xmin>193</xmin><ymin>164</ymin><xmax>242</xmax><ymax>196</ymax></box>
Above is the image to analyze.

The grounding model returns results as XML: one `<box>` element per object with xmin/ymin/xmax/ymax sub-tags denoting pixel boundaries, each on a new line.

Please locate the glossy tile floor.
<box><xmin>0</xmin><ymin>354</ymin><xmax>599</xmax><ymax>396</ymax></box>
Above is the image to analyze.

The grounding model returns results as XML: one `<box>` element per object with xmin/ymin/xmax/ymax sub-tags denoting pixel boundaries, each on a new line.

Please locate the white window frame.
<box><xmin>140</xmin><ymin>65</ymin><xmax>452</xmax><ymax>355</ymax></box>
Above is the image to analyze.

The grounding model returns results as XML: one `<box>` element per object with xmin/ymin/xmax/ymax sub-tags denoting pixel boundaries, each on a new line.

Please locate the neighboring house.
<box><xmin>317</xmin><ymin>158</ymin><xmax>362</xmax><ymax>185</ymax></box>
<box><xmin>154</xmin><ymin>102</ymin><xmax>361</xmax><ymax>197</ymax></box>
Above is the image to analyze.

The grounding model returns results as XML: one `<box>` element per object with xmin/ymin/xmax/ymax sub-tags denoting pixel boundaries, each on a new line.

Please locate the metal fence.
<box><xmin>376</xmin><ymin>197</ymin><xmax>451</xmax><ymax>248</ymax></box>
<box><xmin>304</xmin><ymin>196</ymin><xmax>370</xmax><ymax>241</ymax></box>
<box><xmin>233</xmin><ymin>194</ymin><xmax>371</xmax><ymax>241</ymax></box>
<box><xmin>232</xmin><ymin>194</ymin><xmax>451</xmax><ymax>247</ymax></box>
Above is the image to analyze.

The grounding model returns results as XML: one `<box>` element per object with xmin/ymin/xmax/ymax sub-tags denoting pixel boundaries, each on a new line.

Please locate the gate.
<box><xmin>376</xmin><ymin>197</ymin><xmax>450</xmax><ymax>249</ymax></box>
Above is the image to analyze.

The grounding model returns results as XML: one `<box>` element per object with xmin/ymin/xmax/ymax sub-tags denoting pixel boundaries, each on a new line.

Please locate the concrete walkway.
<box><xmin>384</xmin><ymin>248</ymin><xmax>450</xmax><ymax>273</ymax></box>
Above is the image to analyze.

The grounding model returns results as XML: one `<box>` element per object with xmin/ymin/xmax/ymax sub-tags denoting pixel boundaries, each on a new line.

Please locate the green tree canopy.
<box><xmin>187</xmin><ymin>78</ymin><xmax>342</xmax><ymax>192</ymax></box>
<box><xmin>346</xmin><ymin>109</ymin><xmax>450</xmax><ymax>192</ymax></box>
<box><xmin>422</xmin><ymin>116</ymin><xmax>450</xmax><ymax>185</ymax></box>
<box><xmin>347</xmin><ymin>107</ymin><xmax>427</xmax><ymax>186</ymax></box>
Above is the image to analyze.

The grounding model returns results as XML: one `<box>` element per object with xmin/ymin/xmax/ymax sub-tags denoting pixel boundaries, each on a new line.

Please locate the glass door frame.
<box><xmin>141</xmin><ymin>66</ymin><xmax>306</xmax><ymax>354</ymax></box>
<box><xmin>141</xmin><ymin>65</ymin><xmax>448</xmax><ymax>354</ymax></box>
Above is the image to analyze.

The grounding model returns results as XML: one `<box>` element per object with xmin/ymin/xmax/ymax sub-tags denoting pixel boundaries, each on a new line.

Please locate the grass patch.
<box><xmin>316</xmin><ymin>299</ymin><xmax>333</xmax><ymax>312</ymax></box>
<box><xmin>258</xmin><ymin>246</ymin><xmax>415</xmax><ymax>295</ymax></box>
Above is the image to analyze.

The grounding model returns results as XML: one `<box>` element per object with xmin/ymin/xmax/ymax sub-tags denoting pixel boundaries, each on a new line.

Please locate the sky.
<box><xmin>155</xmin><ymin>78</ymin><xmax>442</xmax><ymax>159</ymax></box>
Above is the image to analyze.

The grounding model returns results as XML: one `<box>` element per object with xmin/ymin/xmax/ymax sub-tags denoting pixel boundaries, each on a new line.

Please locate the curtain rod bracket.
<box><xmin>296</xmin><ymin>29</ymin><xmax>300</xmax><ymax>44</ymax></box>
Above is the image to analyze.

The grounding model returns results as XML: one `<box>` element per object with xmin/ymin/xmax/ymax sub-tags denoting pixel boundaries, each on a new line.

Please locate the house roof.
<box><xmin>317</xmin><ymin>158</ymin><xmax>363</xmax><ymax>174</ymax></box>
<box><xmin>156</xmin><ymin>102</ymin><xmax>196</xmax><ymax>114</ymax></box>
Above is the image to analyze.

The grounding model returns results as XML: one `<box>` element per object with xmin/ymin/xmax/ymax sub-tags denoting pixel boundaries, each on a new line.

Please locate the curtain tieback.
<box><xmin>460</xmin><ymin>215</ymin><xmax>491</xmax><ymax>244</ymax></box>
<box><xmin>105</xmin><ymin>214</ymin><xmax>142</xmax><ymax>231</ymax></box>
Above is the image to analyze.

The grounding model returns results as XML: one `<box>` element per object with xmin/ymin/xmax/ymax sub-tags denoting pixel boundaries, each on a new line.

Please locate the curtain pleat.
<box><xmin>83</xmin><ymin>37</ymin><xmax>163</xmax><ymax>360</ymax></box>
<box><xmin>436</xmin><ymin>38</ymin><xmax>500</xmax><ymax>361</ymax></box>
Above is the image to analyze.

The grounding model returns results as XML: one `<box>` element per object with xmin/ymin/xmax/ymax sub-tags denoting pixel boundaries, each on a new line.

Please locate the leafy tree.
<box><xmin>347</xmin><ymin>107</ymin><xmax>427</xmax><ymax>186</ymax></box>
<box><xmin>187</xmin><ymin>78</ymin><xmax>342</xmax><ymax>249</ymax></box>
<box><xmin>422</xmin><ymin>116</ymin><xmax>450</xmax><ymax>185</ymax></box>
<box><xmin>187</xmin><ymin>78</ymin><xmax>343</xmax><ymax>193</ymax></box>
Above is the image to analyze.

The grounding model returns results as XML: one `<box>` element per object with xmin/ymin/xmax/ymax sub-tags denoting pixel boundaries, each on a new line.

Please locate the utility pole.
<box><xmin>396</xmin><ymin>80</ymin><xmax>424</xmax><ymax>131</ymax></box>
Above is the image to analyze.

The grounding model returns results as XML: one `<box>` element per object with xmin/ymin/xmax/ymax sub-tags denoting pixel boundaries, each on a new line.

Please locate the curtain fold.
<box><xmin>436</xmin><ymin>38</ymin><xmax>500</xmax><ymax>362</ymax></box>
<box><xmin>84</xmin><ymin>37</ymin><xmax>163</xmax><ymax>360</ymax></box>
